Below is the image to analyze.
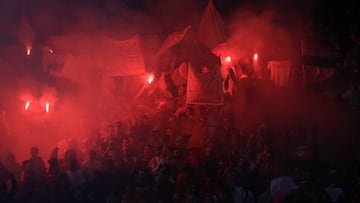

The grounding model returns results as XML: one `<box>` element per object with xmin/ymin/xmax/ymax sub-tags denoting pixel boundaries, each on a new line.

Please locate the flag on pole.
<box><xmin>156</xmin><ymin>26</ymin><xmax>192</xmax><ymax>58</ymax></box>
<box><xmin>198</xmin><ymin>0</ymin><xmax>226</xmax><ymax>49</ymax></box>
<box><xmin>151</xmin><ymin>26</ymin><xmax>191</xmax><ymax>72</ymax></box>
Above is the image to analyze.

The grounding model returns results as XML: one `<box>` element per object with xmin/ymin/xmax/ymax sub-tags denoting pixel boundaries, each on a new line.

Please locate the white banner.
<box><xmin>267</xmin><ymin>60</ymin><xmax>291</xmax><ymax>86</ymax></box>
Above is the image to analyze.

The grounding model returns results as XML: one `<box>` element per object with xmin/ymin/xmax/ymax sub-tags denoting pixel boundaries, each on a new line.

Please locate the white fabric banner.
<box><xmin>267</xmin><ymin>60</ymin><xmax>291</xmax><ymax>86</ymax></box>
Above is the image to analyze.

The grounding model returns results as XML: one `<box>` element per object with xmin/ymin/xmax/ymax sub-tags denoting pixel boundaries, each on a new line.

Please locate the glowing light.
<box><xmin>147</xmin><ymin>74</ymin><xmax>154</xmax><ymax>84</ymax></box>
<box><xmin>224</xmin><ymin>56</ymin><xmax>232</xmax><ymax>63</ymax></box>
<box><xmin>49</xmin><ymin>49</ymin><xmax>54</xmax><ymax>54</ymax></box>
<box><xmin>253</xmin><ymin>53</ymin><xmax>258</xmax><ymax>60</ymax></box>
<box><xmin>24</xmin><ymin>101</ymin><xmax>30</xmax><ymax>111</ymax></box>
<box><xmin>45</xmin><ymin>102</ymin><xmax>50</xmax><ymax>113</ymax></box>
<box><xmin>26</xmin><ymin>48</ymin><xmax>31</xmax><ymax>56</ymax></box>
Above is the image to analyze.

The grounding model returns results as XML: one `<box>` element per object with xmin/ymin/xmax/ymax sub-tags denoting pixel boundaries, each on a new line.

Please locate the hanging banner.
<box><xmin>186</xmin><ymin>64</ymin><xmax>223</xmax><ymax>105</ymax></box>
<box><xmin>267</xmin><ymin>60</ymin><xmax>291</xmax><ymax>86</ymax></box>
<box><xmin>101</xmin><ymin>34</ymin><xmax>146</xmax><ymax>76</ymax></box>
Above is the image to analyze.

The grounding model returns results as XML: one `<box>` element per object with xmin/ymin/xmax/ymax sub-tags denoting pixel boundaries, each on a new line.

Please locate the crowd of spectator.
<box><xmin>1</xmin><ymin>105</ymin><xmax>360</xmax><ymax>203</ymax></box>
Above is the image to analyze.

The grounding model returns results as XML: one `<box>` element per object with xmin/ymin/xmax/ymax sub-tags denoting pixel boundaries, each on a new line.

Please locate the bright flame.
<box><xmin>253</xmin><ymin>53</ymin><xmax>258</xmax><ymax>60</ymax></box>
<box><xmin>24</xmin><ymin>101</ymin><xmax>30</xmax><ymax>111</ymax></box>
<box><xmin>224</xmin><ymin>56</ymin><xmax>232</xmax><ymax>63</ymax></box>
<box><xmin>45</xmin><ymin>102</ymin><xmax>50</xmax><ymax>113</ymax></box>
<box><xmin>147</xmin><ymin>74</ymin><xmax>154</xmax><ymax>84</ymax></box>
<box><xmin>26</xmin><ymin>48</ymin><xmax>31</xmax><ymax>56</ymax></box>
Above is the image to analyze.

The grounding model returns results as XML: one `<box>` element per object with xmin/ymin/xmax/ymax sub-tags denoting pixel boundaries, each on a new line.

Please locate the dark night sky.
<box><xmin>0</xmin><ymin>0</ymin><xmax>358</xmax><ymax>45</ymax></box>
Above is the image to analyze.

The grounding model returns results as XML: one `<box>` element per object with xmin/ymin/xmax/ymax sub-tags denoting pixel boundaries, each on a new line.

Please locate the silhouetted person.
<box><xmin>22</xmin><ymin>147</ymin><xmax>46</xmax><ymax>199</ymax></box>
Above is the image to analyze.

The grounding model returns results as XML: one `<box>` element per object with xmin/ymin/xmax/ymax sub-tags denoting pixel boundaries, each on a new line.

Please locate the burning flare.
<box><xmin>24</xmin><ymin>101</ymin><xmax>30</xmax><ymax>111</ymax></box>
<box><xmin>26</xmin><ymin>48</ymin><xmax>31</xmax><ymax>56</ymax></box>
<box><xmin>253</xmin><ymin>53</ymin><xmax>258</xmax><ymax>61</ymax></box>
<box><xmin>147</xmin><ymin>74</ymin><xmax>154</xmax><ymax>85</ymax></box>
<box><xmin>224</xmin><ymin>56</ymin><xmax>232</xmax><ymax>63</ymax></box>
<box><xmin>45</xmin><ymin>102</ymin><xmax>50</xmax><ymax>113</ymax></box>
